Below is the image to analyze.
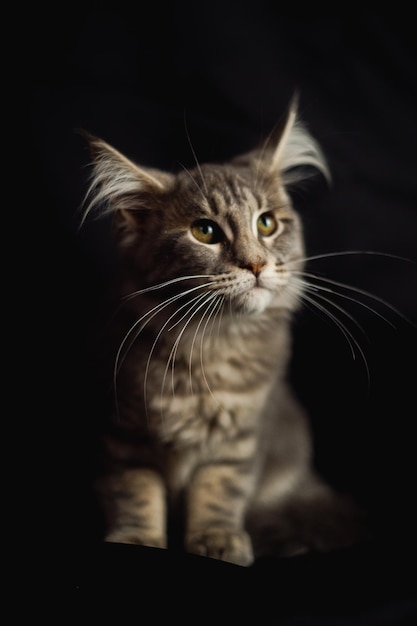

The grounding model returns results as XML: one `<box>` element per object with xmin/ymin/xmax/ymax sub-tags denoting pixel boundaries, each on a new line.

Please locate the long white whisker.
<box><xmin>113</xmin><ymin>290</ymin><xmax>192</xmax><ymax>418</ymax></box>
<box><xmin>290</xmin><ymin>281</ymin><xmax>356</xmax><ymax>357</ymax></box>
<box><xmin>291</xmin><ymin>250</ymin><xmax>416</xmax><ymax>266</ymax></box>
<box><xmin>294</xmin><ymin>269</ymin><xmax>411</xmax><ymax>328</ymax></box>
<box><xmin>213</xmin><ymin>294</ymin><xmax>226</xmax><ymax>340</ymax></box>
<box><xmin>183</xmin><ymin>111</ymin><xmax>208</xmax><ymax>195</ymax></box>
<box><xmin>158</xmin><ymin>291</ymin><xmax>214</xmax><ymax>404</ymax></box>
<box><xmin>144</xmin><ymin>290</ymin><xmax>215</xmax><ymax>420</ymax></box>
<box><xmin>253</xmin><ymin>132</ymin><xmax>273</xmax><ymax>191</ymax></box>
<box><xmin>166</xmin><ymin>288</ymin><xmax>218</xmax><ymax>332</ymax></box>
<box><xmin>122</xmin><ymin>274</ymin><xmax>216</xmax><ymax>301</ymax></box>
<box><xmin>161</xmin><ymin>291</ymin><xmax>215</xmax><ymax>402</ymax></box>
<box><xmin>289</xmin><ymin>281</ymin><xmax>370</xmax><ymax>384</ymax></box>
<box><xmin>302</xmin><ymin>282</ymin><xmax>369</xmax><ymax>343</ymax></box>
<box><xmin>199</xmin><ymin>294</ymin><xmax>224</xmax><ymax>402</ymax></box>
<box><xmin>115</xmin><ymin>281</ymin><xmax>214</xmax><ymax>378</ymax></box>
<box><xmin>307</xmin><ymin>292</ymin><xmax>369</xmax><ymax>381</ymax></box>
<box><xmin>113</xmin><ymin>279</ymin><xmax>217</xmax><ymax>419</ymax></box>
<box><xmin>105</xmin><ymin>277</ymin><xmax>209</xmax><ymax>329</ymax></box>
<box><xmin>178</xmin><ymin>162</ymin><xmax>208</xmax><ymax>201</ymax></box>
<box><xmin>172</xmin><ymin>292</ymin><xmax>217</xmax><ymax>397</ymax></box>
<box><xmin>187</xmin><ymin>292</ymin><xmax>219</xmax><ymax>398</ymax></box>
<box><xmin>207</xmin><ymin>293</ymin><xmax>225</xmax><ymax>346</ymax></box>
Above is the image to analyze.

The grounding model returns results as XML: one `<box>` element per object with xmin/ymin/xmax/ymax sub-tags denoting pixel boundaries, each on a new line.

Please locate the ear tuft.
<box><xmin>268</xmin><ymin>94</ymin><xmax>331</xmax><ymax>186</ymax></box>
<box><xmin>80</xmin><ymin>133</ymin><xmax>173</xmax><ymax>227</ymax></box>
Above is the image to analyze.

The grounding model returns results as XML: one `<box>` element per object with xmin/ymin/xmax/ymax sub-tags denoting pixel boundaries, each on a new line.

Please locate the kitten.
<box><xmin>82</xmin><ymin>99</ymin><xmax>364</xmax><ymax>566</ymax></box>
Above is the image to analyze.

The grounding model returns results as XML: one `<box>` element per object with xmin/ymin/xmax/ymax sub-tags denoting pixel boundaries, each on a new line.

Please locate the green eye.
<box><xmin>257</xmin><ymin>212</ymin><xmax>278</xmax><ymax>237</ymax></box>
<box><xmin>191</xmin><ymin>219</ymin><xmax>223</xmax><ymax>244</ymax></box>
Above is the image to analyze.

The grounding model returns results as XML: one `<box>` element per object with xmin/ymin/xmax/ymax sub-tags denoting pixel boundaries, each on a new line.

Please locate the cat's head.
<box><xmin>82</xmin><ymin>98</ymin><xmax>329</xmax><ymax>316</ymax></box>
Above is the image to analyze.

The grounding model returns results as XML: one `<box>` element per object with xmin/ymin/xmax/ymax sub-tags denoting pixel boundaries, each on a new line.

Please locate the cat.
<box><xmin>81</xmin><ymin>98</ymin><xmax>365</xmax><ymax>567</ymax></box>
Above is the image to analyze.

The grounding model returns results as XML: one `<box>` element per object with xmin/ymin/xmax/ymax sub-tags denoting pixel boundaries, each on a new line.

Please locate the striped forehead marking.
<box><xmin>205</xmin><ymin>172</ymin><xmax>263</xmax><ymax>218</ymax></box>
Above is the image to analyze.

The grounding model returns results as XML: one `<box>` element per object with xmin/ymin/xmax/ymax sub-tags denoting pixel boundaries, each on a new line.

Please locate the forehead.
<box><xmin>178</xmin><ymin>163</ymin><xmax>264</xmax><ymax>219</ymax></box>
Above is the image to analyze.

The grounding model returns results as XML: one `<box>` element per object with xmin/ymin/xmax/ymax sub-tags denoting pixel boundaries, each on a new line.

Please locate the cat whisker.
<box><xmin>113</xmin><ymin>291</ymin><xmax>189</xmax><ymax>418</ymax></box>
<box><xmin>166</xmin><ymin>291</ymin><xmax>213</xmax><ymax>333</ymax></box>
<box><xmin>165</xmin><ymin>291</ymin><xmax>217</xmax><ymax>399</ymax></box>
<box><xmin>115</xmin><ymin>281</ymin><xmax>214</xmax><ymax>377</ymax></box>
<box><xmin>99</xmin><ymin>275</ymin><xmax>212</xmax><ymax>329</ymax></box>
<box><xmin>187</xmin><ymin>292</ymin><xmax>222</xmax><ymax>401</ymax></box>
<box><xmin>182</xmin><ymin>111</ymin><xmax>208</xmax><ymax>196</ymax></box>
<box><xmin>227</xmin><ymin>294</ymin><xmax>236</xmax><ymax>320</ymax></box>
<box><xmin>110</xmin><ymin>273</ymin><xmax>215</xmax><ymax>338</ymax></box>
<box><xmin>286</xmin><ymin>249</ymin><xmax>417</xmax><ymax>386</ymax></box>
<box><xmin>114</xmin><ymin>279</ymin><xmax>217</xmax><ymax>418</ymax></box>
<box><xmin>159</xmin><ymin>289</ymin><xmax>223</xmax><ymax>413</ymax></box>
<box><xmin>288</xmin><ymin>279</ymin><xmax>371</xmax><ymax>384</ymax></box>
<box><xmin>297</xmin><ymin>249</ymin><xmax>416</xmax><ymax>266</ymax></box>
<box><xmin>301</xmin><ymin>281</ymin><xmax>370</xmax><ymax>346</ymax></box>
<box><xmin>122</xmin><ymin>274</ymin><xmax>217</xmax><ymax>301</ymax></box>
<box><xmin>208</xmin><ymin>293</ymin><xmax>226</xmax><ymax>346</ymax></box>
<box><xmin>143</xmin><ymin>290</ymin><xmax>216</xmax><ymax>421</ymax></box>
<box><xmin>178</xmin><ymin>162</ymin><xmax>208</xmax><ymax>203</ymax></box>
<box><xmin>158</xmin><ymin>291</ymin><xmax>216</xmax><ymax>407</ymax></box>
<box><xmin>293</xmin><ymin>268</ymin><xmax>412</xmax><ymax>329</ymax></box>
<box><xmin>213</xmin><ymin>294</ymin><xmax>226</xmax><ymax>341</ymax></box>
<box><xmin>199</xmin><ymin>294</ymin><xmax>225</xmax><ymax>402</ymax></box>
<box><xmin>253</xmin><ymin>127</ymin><xmax>278</xmax><ymax>191</ymax></box>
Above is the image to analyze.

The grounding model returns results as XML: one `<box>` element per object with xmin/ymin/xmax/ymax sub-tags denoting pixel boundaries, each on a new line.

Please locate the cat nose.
<box><xmin>246</xmin><ymin>257</ymin><xmax>267</xmax><ymax>276</ymax></box>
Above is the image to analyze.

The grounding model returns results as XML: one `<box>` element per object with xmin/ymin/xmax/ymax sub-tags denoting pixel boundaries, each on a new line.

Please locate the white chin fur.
<box><xmin>234</xmin><ymin>288</ymin><xmax>273</xmax><ymax>315</ymax></box>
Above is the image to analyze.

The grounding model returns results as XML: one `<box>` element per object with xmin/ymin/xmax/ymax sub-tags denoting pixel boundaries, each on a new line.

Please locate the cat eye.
<box><xmin>191</xmin><ymin>219</ymin><xmax>224</xmax><ymax>244</ymax></box>
<box><xmin>257</xmin><ymin>212</ymin><xmax>278</xmax><ymax>237</ymax></box>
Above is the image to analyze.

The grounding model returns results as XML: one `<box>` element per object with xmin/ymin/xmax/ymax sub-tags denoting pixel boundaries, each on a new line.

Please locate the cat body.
<box><xmin>84</xmin><ymin>101</ymin><xmax>361</xmax><ymax>566</ymax></box>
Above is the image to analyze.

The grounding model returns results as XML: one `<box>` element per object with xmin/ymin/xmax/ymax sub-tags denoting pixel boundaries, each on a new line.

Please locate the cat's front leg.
<box><xmin>98</xmin><ymin>467</ymin><xmax>167</xmax><ymax>549</ymax></box>
<box><xmin>185</xmin><ymin>463</ymin><xmax>255</xmax><ymax>566</ymax></box>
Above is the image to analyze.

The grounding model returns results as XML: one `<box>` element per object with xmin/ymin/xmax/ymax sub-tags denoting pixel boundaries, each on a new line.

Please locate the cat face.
<box><xmin>145</xmin><ymin>164</ymin><xmax>305</xmax><ymax>315</ymax></box>
<box><xmin>82</xmin><ymin>98</ymin><xmax>328</xmax><ymax>316</ymax></box>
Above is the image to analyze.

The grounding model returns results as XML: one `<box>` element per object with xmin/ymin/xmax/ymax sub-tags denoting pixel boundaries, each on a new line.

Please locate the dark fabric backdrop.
<box><xmin>27</xmin><ymin>3</ymin><xmax>416</xmax><ymax>622</ymax></box>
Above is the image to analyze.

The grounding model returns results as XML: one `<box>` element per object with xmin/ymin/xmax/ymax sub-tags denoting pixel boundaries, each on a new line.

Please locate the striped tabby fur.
<box><xmin>83</xmin><ymin>99</ymin><xmax>363</xmax><ymax>566</ymax></box>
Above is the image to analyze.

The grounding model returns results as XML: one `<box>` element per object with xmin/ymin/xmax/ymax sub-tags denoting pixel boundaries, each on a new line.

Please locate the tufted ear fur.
<box><xmin>270</xmin><ymin>95</ymin><xmax>330</xmax><ymax>183</ymax></box>
<box><xmin>81</xmin><ymin>133</ymin><xmax>174</xmax><ymax>230</ymax></box>
<box><xmin>234</xmin><ymin>94</ymin><xmax>330</xmax><ymax>187</ymax></box>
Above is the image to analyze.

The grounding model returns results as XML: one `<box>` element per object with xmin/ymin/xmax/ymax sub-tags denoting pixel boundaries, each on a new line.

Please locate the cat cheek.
<box><xmin>191</xmin><ymin>241</ymin><xmax>226</xmax><ymax>265</ymax></box>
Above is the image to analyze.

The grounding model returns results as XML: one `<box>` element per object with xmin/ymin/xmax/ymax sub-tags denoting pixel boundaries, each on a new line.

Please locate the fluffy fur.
<box><xmin>82</xmin><ymin>99</ymin><xmax>363</xmax><ymax>566</ymax></box>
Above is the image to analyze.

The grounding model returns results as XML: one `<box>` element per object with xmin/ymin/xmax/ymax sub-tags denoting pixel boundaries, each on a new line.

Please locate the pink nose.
<box><xmin>247</xmin><ymin>258</ymin><xmax>266</xmax><ymax>276</ymax></box>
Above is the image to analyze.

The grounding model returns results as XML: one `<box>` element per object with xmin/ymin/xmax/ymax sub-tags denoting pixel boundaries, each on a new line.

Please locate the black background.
<box><xmin>27</xmin><ymin>3</ymin><xmax>416</xmax><ymax>622</ymax></box>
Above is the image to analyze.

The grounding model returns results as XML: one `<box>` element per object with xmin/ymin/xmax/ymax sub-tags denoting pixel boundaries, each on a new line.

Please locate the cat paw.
<box><xmin>185</xmin><ymin>528</ymin><xmax>254</xmax><ymax>566</ymax></box>
<box><xmin>105</xmin><ymin>529</ymin><xmax>167</xmax><ymax>549</ymax></box>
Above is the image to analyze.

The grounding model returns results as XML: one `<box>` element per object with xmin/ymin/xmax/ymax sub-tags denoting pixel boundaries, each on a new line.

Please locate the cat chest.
<box><xmin>147</xmin><ymin>380</ymin><xmax>271</xmax><ymax>451</ymax></box>
<box><xmin>141</xmin><ymin>330</ymin><xmax>279</xmax><ymax>400</ymax></box>
<box><xmin>126</xmin><ymin>326</ymin><xmax>281</xmax><ymax>448</ymax></box>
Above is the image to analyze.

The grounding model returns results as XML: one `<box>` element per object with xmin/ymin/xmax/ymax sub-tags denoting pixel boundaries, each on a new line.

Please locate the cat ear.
<box><xmin>265</xmin><ymin>94</ymin><xmax>331</xmax><ymax>185</ymax></box>
<box><xmin>81</xmin><ymin>133</ymin><xmax>174</xmax><ymax>226</ymax></box>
